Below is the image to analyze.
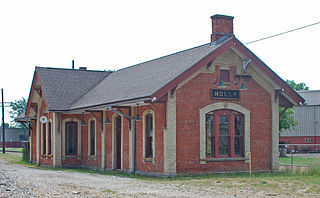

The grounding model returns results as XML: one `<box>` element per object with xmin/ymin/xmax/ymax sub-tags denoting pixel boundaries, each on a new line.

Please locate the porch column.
<box><xmin>36</xmin><ymin>99</ymin><xmax>42</xmax><ymax>166</ymax></box>
<box><xmin>163</xmin><ymin>91</ymin><xmax>177</xmax><ymax>174</ymax></box>
<box><xmin>29</xmin><ymin>129</ymin><xmax>32</xmax><ymax>162</ymax></box>
<box><xmin>53</xmin><ymin>112</ymin><xmax>62</xmax><ymax>167</ymax></box>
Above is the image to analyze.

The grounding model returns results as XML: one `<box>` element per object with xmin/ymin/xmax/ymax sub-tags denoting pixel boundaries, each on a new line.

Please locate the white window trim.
<box><xmin>142</xmin><ymin>109</ymin><xmax>156</xmax><ymax>163</ymax></box>
<box><xmin>62</xmin><ymin>118</ymin><xmax>82</xmax><ymax>160</ymax></box>
<box><xmin>199</xmin><ymin>102</ymin><xmax>250</xmax><ymax>164</ymax></box>
<box><xmin>88</xmin><ymin>117</ymin><xmax>97</xmax><ymax>160</ymax></box>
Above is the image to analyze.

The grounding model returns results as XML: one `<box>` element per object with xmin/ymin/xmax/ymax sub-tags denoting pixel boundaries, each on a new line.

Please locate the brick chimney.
<box><xmin>211</xmin><ymin>14</ymin><xmax>234</xmax><ymax>42</ymax></box>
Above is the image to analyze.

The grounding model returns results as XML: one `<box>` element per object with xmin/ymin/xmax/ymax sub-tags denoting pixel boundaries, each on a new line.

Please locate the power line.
<box><xmin>245</xmin><ymin>21</ymin><xmax>320</xmax><ymax>45</ymax></box>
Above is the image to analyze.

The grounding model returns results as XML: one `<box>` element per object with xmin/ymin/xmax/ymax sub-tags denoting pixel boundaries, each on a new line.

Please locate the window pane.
<box><xmin>42</xmin><ymin>123</ymin><xmax>46</xmax><ymax>155</ymax></box>
<box><xmin>145</xmin><ymin>114</ymin><xmax>153</xmax><ymax>158</ymax></box>
<box><xmin>219</xmin><ymin>116</ymin><xmax>229</xmax><ymax>135</ymax></box>
<box><xmin>235</xmin><ymin>116</ymin><xmax>242</xmax><ymax>136</ymax></box>
<box><xmin>48</xmin><ymin>122</ymin><xmax>52</xmax><ymax>155</ymax></box>
<box><xmin>206</xmin><ymin>114</ymin><xmax>214</xmax><ymax>156</ymax></box>
<box><xmin>206</xmin><ymin>137</ymin><xmax>214</xmax><ymax>156</ymax></box>
<box><xmin>219</xmin><ymin>137</ymin><xmax>230</xmax><ymax>155</ymax></box>
<box><xmin>206</xmin><ymin>114</ymin><xmax>213</xmax><ymax>136</ymax></box>
<box><xmin>234</xmin><ymin>137</ymin><xmax>242</xmax><ymax>156</ymax></box>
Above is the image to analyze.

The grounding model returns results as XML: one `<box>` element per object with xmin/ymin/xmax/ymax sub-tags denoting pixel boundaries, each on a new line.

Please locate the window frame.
<box><xmin>62</xmin><ymin>118</ymin><xmax>82</xmax><ymax>159</ymax></box>
<box><xmin>142</xmin><ymin>110</ymin><xmax>156</xmax><ymax>162</ymax></box>
<box><xmin>205</xmin><ymin>109</ymin><xmax>244</xmax><ymax>158</ymax></box>
<box><xmin>42</xmin><ymin>122</ymin><xmax>47</xmax><ymax>155</ymax></box>
<box><xmin>200</xmin><ymin>102</ymin><xmax>250</xmax><ymax>163</ymax></box>
<box><xmin>47</xmin><ymin>121</ymin><xmax>52</xmax><ymax>155</ymax></box>
<box><xmin>65</xmin><ymin>121</ymin><xmax>78</xmax><ymax>156</ymax></box>
<box><xmin>88</xmin><ymin>117</ymin><xmax>97</xmax><ymax>159</ymax></box>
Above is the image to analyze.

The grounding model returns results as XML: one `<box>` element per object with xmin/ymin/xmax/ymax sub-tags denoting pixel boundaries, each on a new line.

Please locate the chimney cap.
<box><xmin>211</xmin><ymin>14</ymin><xmax>234</xmax><ymax>20</ymax></box>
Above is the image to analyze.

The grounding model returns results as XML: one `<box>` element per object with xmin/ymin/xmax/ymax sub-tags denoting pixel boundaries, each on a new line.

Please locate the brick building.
<box><xmin>18</xmin><ymin>14</ymin><xmax>304</xmax><ymax>175</ymax></box>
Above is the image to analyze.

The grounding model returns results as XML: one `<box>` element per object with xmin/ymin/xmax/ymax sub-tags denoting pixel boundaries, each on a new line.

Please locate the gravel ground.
<box><xmin>0</xmin><ymin>158</ymin><xmax>316</xmax><ymax>198</ymax></box>
<box><xmin>0</xmin><ymin>159</ymin><xmax>235</xmax><ymax>198</ymax></box>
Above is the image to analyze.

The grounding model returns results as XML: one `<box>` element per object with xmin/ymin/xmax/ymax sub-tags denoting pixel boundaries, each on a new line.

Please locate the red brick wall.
<box><xmin>175</xmin><ymin>66</ymin><xmax>272</xmax><ymax>173</ymax></box>
<box><xmin>39</xmin><ymin>104</ymin><xmax>53</xmax><ymax>166</ymax></box>
<box><xmin>61</xmin><ymin>113</ymin><xmax>102</xmax><ymax>168</ymax></box>
<box><xmin>134</xmin><ymin>104</ymin><xmax>165</xmax><ymax>173</ymax></box>
<box><xmin>104</xmin><ymin>105</ymin><xmax>164</xmax><ymax>173</ymax></box>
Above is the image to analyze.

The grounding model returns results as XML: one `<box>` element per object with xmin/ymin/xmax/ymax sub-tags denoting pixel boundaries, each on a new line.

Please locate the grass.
<box><xmin>279</xmin><ymin>156</ymin><xmax>320</xmax><ymax>166</ymax></box>
<box><xmin>1</xmin><ymin>153</ymin><xmax>320</xmax><ymax>196</ymax></box>
<box><xmin>0</xmin><ymin>147</ymin><xmax>23</xmax><ymax>152</ymax></box>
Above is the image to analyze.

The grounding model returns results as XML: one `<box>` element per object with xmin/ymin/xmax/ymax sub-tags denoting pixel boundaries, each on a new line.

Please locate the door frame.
<box><xmin>112</xmin><ymin>113</ymin><xmax>123</xmax><ymax>170</ymax></box>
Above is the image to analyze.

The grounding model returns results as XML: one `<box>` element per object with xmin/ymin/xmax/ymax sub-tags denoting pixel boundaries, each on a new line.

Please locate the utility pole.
<box><xmin>1</xmin><ymin>88</ymin><xmax>5</xmax><ymax>153</ymax></box>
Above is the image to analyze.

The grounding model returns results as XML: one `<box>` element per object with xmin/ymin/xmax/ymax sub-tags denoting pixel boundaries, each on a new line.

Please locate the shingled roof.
<box><xmin>31</xmin><ymin>35</ymin><xmax>304</xmax><ymax>112</ymax></box>
<box><xmin>70</xmin><ymin>38</ymin><xmax>232</xmax><ymax>110</ymax></box>
<box><xmin>36</xmin><ymin>67</ymin><xmax>110</xmax><ymax>111</ymax></box>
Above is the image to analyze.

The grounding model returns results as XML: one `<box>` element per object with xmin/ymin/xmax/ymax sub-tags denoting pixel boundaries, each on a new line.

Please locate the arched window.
<box><xmin>42</xmin><ymin>123</ymin><xmax>46</xmax><ymax>155</ymax></box>
<box><xmin>48</xmin><ymin>122</ymin><xmax>52</xmax><ymax>155</ymax></box>
<box><xmin>145</xmin><ymin>114</ymin><xmax>153</xmax><ymax>158</ymax></box>
<box><xmin>89</xmin><ymin>120</ymin><xmax>96</xmax><ymax>156</ymax></box>
<box><xmin>206</xmin><ymin>109</ymin><xmax>244</xmax><ymax>158</ymax></box>
<box><xmin>65</xmin><ymin>121</ymin><xmax>78</xmax><ymax>156</ymax></box>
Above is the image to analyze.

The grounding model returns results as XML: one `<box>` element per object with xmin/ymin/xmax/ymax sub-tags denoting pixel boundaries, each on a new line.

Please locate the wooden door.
<box><xmin>116</xmin><ymin>116</ymin><xmax>122</xmax><ymax>169</ymax></box>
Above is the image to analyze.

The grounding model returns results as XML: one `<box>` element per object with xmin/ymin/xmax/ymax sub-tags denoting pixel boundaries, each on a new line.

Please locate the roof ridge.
<box><xmin>35</xmin><ymin>66</ymin><xmax>110</xmax><ymax>73</ymax></box>
<box><xmin>116</xmin><ymin>42</ymin><xmax>211</xmax><ymax>72</ymax></box>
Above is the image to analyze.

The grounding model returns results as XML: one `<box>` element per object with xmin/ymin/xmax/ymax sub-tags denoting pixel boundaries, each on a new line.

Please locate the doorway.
<box><xmin>115</xmin><ymin>116</ymin><xmax>122</xmax><ymax>169</ymax></box>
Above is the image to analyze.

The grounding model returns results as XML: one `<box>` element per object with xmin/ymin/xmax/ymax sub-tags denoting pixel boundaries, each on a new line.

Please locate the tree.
<box><xmin>8</xmin><ymin>97</ymin><xmax>27</xmax><ymax>128</ymax></box>
<box><xmin>285</xmin><ymin>80</ymin><xmax>309</xmax><ymax>91</ymax></box>
<box><xmin>279</xmin><ymin>80</ymin><xmax>308</xmax><ymax>132</ymax></box>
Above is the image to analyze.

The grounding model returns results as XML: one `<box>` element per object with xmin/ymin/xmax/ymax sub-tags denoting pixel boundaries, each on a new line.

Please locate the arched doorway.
<box><xmin>115</xmin><ymin>116</ymin><xmax>122</xmax><ymax>169</ymax></box>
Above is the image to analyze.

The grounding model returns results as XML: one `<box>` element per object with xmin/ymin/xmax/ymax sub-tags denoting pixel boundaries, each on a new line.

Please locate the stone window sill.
<box><xmin>88</xmin><ymin>155</ymin><xmax>97</xmax><ymax>160</ymax></box>
<box><xmin>63</xmin><ymin>155</ymin><xmax>82</xmax><ymax>160</ymax></box>
<box><xmin>143</xmin><ymin>158</ymin><xmax>154</xmax><ymax>163</ymax></box>
<box><xmin>200</xmin><ymin>157</ymin><xmax>249</xmax><ymax>164</ymax></box>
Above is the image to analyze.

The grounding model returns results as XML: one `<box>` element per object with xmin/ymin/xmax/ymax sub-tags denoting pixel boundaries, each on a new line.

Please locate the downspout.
<box><xmin>314</xmin><ymin>106</ymin><xmax>318</xmax><ymax>151</ymax></box>
<box><xmin>132</xmin><ymin>119</ymin><xmax>136</xmax><ymax>174</ymax></box>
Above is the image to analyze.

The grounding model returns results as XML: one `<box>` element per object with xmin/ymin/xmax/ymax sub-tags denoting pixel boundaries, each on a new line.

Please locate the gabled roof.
<box><xmin>27</xmin><ymin>35</ymin><xmax>304</xmax><ymax>112</ymax></box>
<box><xmin>35</xmin><ymin>67</ymin><xmax>110</xmax><ymax>111</ymax></box>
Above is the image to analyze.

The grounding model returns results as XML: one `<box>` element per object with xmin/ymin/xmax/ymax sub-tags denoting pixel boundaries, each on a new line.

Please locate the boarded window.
<box><xmin>220</xmin><ymin>70</ymin><xmax>230</xmax><ymax>82</ymax></box>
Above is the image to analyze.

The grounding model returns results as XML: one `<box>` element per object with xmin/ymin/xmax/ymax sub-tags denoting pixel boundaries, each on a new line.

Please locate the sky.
<box><xmin>1</xmin><ymin>0</ymin><xmax>320</xmax><ymax>124</ymax></box>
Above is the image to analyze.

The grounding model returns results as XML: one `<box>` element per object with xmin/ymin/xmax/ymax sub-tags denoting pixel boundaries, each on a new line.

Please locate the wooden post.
<box><xmin>1</xmin><ymin>88</ymin><xmax>5</xmax><ymax>153</ymax></box>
